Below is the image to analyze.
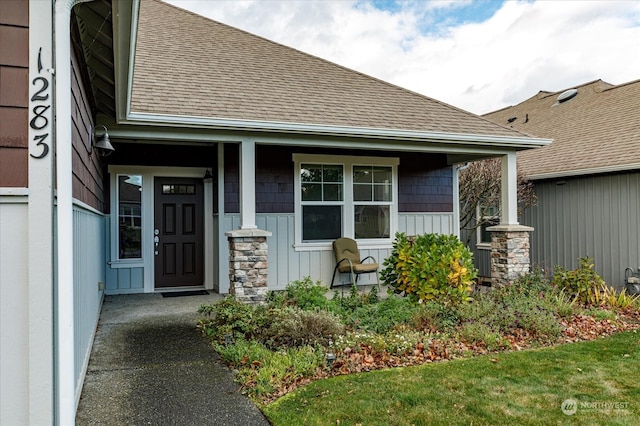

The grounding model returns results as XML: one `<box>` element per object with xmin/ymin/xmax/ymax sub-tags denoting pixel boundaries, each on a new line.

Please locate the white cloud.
<box><xmin>166</xmin><ymin>0</ymin><xmax>640</xmax><ymax>114</ymax></box>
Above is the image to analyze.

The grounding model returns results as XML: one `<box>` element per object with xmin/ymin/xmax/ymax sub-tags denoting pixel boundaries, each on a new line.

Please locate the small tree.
<box><xmin>458</xmin><ymin>158</ymin><xmax>536</xmax><ymax>245</ymax></box>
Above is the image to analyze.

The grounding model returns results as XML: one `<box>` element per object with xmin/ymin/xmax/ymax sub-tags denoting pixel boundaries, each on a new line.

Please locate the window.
<box><xmin>294</xmin><ymin>154</ymin><xmax>398</xmax><ymax>247</ymax></box>
<box><xmin>118</xmin><ymin>175</ymin><xmax>142</xmax><ymax>259</ymax></box>
<box><xmin>477</xmin><ymin>205</ymin><xmax>499</xmax><ymax>247</ymax></box>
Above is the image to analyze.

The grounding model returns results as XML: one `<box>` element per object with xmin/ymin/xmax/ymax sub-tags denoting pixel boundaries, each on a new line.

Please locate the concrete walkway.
<box><xmin>76</xmin><ymin>293</ymin><xmax>270</xmax><ymax>426</ymax></box>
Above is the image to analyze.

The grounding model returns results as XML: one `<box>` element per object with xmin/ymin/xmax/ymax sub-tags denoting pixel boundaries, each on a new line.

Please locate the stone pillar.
<box><xmin>487</xmin><ymin>224</ymin><xmax>534</xmax><ymax>287</ymax></box>
<box><xmin>226</xmin><ymin>229</ymin><xmax>272</xmax><ymax>304</ymax></box>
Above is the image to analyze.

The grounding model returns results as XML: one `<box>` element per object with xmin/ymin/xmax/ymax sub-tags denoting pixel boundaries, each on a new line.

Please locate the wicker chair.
<box><xmin>330</xmin><ymin>237</ymin><xmax>380</xmax><ymax>290</ymax></box>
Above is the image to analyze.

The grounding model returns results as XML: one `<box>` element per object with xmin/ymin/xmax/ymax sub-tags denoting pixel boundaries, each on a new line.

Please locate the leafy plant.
<box><xmin>214</xmin><ymin>338</ymin><xmax>325</xmax><ymax>399</ymax></box>
<box><xmin>266</xmin><ymin>277</ymin><xmax>329</xmax><ymax>310</ymax></box>
<box><xmin>552</xmin><ymin>257</ymin><xmax>605</xmax><ymax>305</ymax></box>
<box><xmin>381</xmin><ymin>232</ymin><xmax>477</xmax><ymax>305</ymax></box>
<box><xmin>599</xmin><ymin>285</ymin><xmax>640</xmax><ymax>310</ymax></box>
<box><xmin>197</xmin><ymin>296</ymin><xmax>268</xmax><ymax>341</ymax></box>
<box><xmin>260</xmin><ymin>307</ymin><xmax>344</xmax><ymax>349</ymax></box>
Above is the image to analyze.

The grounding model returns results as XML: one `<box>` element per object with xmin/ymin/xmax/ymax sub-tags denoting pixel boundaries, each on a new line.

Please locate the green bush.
<box><xmin>197</xmin><ymin>296</ymin><xmax>268</xmax><ymax>341</ymax></box>
<box><xmin>260</xmin><ymin>307</ymin><xmax>344</xmax><ymax>348</ymax></box>
<box><xmin>381</xmin><ymin>232</ymin><xmax>477</xmax><ymax>305</ymax></box>
<box><xmin>266</xmin><ymin>277</ymin><xmax>329</xmax><ymax>310</ymax></box>
<box><xmin>332</xmin><ymin>295</ymin><xmax>422</xmax><ymax>334</ymax></box>
<box><xmin>412</xmin><ymin>301</ymin><xmax>460</xmax><ymax>332</ymax></box>
<box><xmin>552</xmin><ymin>257</ymin><xmax>606</xmax><ymax>305</ymax></box>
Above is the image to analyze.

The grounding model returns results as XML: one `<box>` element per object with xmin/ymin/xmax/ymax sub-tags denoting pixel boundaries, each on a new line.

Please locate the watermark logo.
<box><xmin>561</xmin><ymin>399</ymin><xmax>578</xmax><ymax>416</ymax></box>
<box><xmin>561</xmin><ymin>399</ymin><xmax>629</xmax><ymax>415</ymax></box>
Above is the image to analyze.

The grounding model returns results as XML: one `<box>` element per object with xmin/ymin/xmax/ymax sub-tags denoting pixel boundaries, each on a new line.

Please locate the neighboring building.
<box><xmin>481</xmin><ymin>79</ymin><xmax>640</xmax><ymax>289</ymax></box>
<box><xmin>0</xmin><ymin>0</ymin><xmax>548</xmax><ymax>422</ymax></box>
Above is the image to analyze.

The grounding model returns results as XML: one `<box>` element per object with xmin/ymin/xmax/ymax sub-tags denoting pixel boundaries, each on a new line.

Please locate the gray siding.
<box><xmin>73</xmin><ymin>205</ymin><xmax>106</xmax><ymax>402</ymax></box>
<box><xmin>522</xmin><ymin>171</ymin><xmax>640</xmax><ymax>289</ymax></box>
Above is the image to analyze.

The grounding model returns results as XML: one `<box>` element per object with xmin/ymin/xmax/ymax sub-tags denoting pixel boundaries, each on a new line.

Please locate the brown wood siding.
<box><xmin>223</xmin><ymin>144</ymin><xmax>452</xmax><ymax>214</ymax></box>
<box><xmin>70</xmin><ymin>30</ymin><xmax>105</xmax><ymax>211</ymax></box>
<box><xmin>0</xmin><ymin>0</ymin><xmax>28</xmax><ymax>187</ymax></box>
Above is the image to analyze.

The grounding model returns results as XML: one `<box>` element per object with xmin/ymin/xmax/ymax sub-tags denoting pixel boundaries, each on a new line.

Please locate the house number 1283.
<box><xmin>29</xmin><ymin>48</ymin><xmax>51</xmax><ymax>159</ymax></box>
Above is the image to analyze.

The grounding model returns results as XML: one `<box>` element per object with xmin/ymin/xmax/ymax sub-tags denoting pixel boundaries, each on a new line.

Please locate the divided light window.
<box><xmin>295</xmin><ymin>154</ymin><xmax>398</xmax><ymax>245</ymax></box>
<box><xmin>301</xmin><ymin>164</ymin><xmax>344</xmax><ymax>241</ymax></box>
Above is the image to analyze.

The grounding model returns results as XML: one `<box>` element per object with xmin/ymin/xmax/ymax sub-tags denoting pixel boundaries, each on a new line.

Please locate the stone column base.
<box><xmin>487</xmin><ymin>224</ymin><xmax>534</xmax><ymax>287</ymax></box>
<box><xmin>225</xmin><ymin>228</ymin><xmax>272</xmax><ymax>304</ymax></box>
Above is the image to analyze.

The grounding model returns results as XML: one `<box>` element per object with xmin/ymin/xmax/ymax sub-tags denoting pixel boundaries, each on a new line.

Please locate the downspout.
<box><xmin>54</xmin><ymin>0</ymin><xmax>92</xmax><ymax>424</ymax></box>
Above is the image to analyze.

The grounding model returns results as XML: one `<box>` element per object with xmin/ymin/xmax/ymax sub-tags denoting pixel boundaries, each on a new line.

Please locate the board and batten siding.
<box><xmin>0</xmin><ymin>197</ymin><xmax>29</xmax><ymax>424</ymax></box>
<box><xmin>217</xmin><ymin>212</ymin><xmax>454</xmax><ymax>293</ymax></box>
<box><xmin>72</xmin><ymin>204</ymin><xmax>106</xmax><ymax>404</ymax></box>
<box><xmin>522</xmin><ymin>171</ymin><xmax>640</xmax><ymax>290</ymax></box>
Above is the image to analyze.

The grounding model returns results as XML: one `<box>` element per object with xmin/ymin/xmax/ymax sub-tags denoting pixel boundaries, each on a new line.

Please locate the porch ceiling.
<box><xmin>74</xmin><ymin>0</ymin><xmax>116</xmax><ymax>121</ymax></box>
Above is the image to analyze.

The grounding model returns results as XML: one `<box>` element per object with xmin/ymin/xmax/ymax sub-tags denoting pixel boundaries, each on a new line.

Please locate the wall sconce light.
<box><xmin>203</xmin><ymin>169</ymin><xmax>213</xmax><ymax>180</ymax></box>
<box><xmin>90</xmin><ymin>125</ymin><xmax>115</xmax><ymax>156</ymax></box>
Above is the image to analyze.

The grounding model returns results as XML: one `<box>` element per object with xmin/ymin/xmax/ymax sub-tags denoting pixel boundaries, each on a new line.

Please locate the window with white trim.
<box><xmin>294</xmin><ymin>154</ymin><xmax>398</xmax><ymax>248</ymax></box>
<box><xmin>477</xmin><ymin>204</ymin><xmax>499</xmax><ymax>248</ymax></box>
<box><xmin>117</xmin><ymin>175</ymin><xmax>143</xmax><ymax>259</ymax></box>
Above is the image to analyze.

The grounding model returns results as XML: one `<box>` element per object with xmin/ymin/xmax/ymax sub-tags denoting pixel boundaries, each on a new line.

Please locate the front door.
<box><xmin>154</xmin><ymin>177</ymin><xmax>204</xmax><ymax>288</ymax></box>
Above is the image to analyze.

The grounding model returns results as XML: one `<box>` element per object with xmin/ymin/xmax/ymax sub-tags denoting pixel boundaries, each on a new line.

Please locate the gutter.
<box><xmin>123</xmin><ymin>112</ymin><xmax>553</xmax><ymax>149</ymax></box>
<box><xmin>54</xmin><ymin>1</ymin><xmax>93</xmax><ymax>424</ymax></box>
<box><xmin>527</xmin><ymin>163</ymin><xmax>640</xmax><ymax>181</ymax></box>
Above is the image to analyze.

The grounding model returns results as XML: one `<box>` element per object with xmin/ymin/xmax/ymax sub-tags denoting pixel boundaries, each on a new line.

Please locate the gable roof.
<box><xmin>129</xmin><ymin>0</ymin><xmax>530</xmax><ymax>142</ymax></box>
<box><xmin>483</xmin><ymin>79</ymin><xmax>640</xmax><ymax>179</ymax></box>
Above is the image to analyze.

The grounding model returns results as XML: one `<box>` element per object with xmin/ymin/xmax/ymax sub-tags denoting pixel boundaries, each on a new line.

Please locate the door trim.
<box><xmin>108</xmin><ymin>166</ymin><xmax>214</xmax><ymax>293</ymax></box>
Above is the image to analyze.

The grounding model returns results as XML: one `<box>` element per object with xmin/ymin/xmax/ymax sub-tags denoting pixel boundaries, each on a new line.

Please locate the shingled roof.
<box><xmin>130</xmin><ymin>0</ymin><xmax>525</xmax><ymax>139</ymax></box>
<box><xmin>484</xmin><ymin>79</ymin><xmax>640</xmax><ymax>179</ymax></box>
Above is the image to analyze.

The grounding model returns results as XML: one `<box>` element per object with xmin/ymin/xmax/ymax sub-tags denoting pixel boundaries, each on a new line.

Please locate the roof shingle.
<box><xmin>130</xmin><ymin>0</ymin><xmax>523</xmax><ymax>138</ymax></box>
<box><xmin>483</xmin><ymin>79</ymin><xmax>640</xmax><ymax>178</ymax></box>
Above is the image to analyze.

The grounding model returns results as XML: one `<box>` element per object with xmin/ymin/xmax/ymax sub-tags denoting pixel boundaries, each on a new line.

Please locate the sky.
<box><xmin>165</xmin><ymin>0</ymin><xmax>640</xmax><ymax>115</ymax></box>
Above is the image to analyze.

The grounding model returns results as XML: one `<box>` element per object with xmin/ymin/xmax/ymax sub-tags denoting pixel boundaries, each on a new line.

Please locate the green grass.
<box><xmin>263</xmin><ymin>331</ymin><xmax>640</xmax><ymax>425</ymax></box>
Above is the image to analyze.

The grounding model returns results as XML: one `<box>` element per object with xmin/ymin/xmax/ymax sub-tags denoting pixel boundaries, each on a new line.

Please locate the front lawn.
<box><xmin>263</xmin><ymin>330</ymin><xmax>640</xmax><ymax>425</ymax></box>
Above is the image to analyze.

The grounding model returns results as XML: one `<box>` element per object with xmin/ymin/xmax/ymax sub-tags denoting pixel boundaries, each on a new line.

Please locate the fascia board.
<box><xmin>107</xmin><ymin>125</ymin><xmax>533</xmax><ymax>157</ymax></box>
<box><xmin>122</xmin><ymin>112</ymin><xmax>552</xmax><ymax>150</ymax></box>
<box><xmin>527</xmin><ymin>163</ymin><xmax>640</xmax><ymax>181</ymax></box>
<box><xmin>112</xmin><ymin>0</ymin><xmax>138</xmax><ymax>123</ymax></box>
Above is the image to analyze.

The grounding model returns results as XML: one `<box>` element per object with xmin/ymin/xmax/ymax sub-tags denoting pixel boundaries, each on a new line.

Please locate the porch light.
<box><xmin>92</xmin><ymin>125</ymin><xmax>115</xmax><ymax>156</ymax></box>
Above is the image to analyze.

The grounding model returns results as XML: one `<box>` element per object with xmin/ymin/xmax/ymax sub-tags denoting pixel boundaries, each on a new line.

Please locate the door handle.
<box><xmin>154</xmin><ymin>229</ymin><xmax>159</xmax><ymax>256</ymax></box>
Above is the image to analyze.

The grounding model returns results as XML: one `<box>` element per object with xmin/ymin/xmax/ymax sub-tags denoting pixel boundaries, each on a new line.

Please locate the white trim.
<box><xmin>123</xmin><ymin>111</ymin><xmax>552</xmax><ymax>149</ymax></box>
<box><xmin>292</xmin><ymin>154</ymin><xmax>399</xmax><ymax>249</ymax></box>
<box><xmin>0</xmin><ymin>188</ymin><xmax>29</xmax><ymax>196</ymax></box>
<box><xmin>501</xmin><ymin>153</ymin><xmax>519</xmax><ymax>225</ymax></box>
<box><xmin>217</xmin><ymin>144</ymin><xmax>226</xmax><ymax>293</ymax></box>
<box><xmin>527</xmin><ymin>163</ymin><xmax>640</xmax><ymax>181</ymax></box>
<box><xmin>73</xmin><ymin>199</ymin><xmax>107</xmax><ymax>216</ymax></box>
<box><xmin>107</xmin><ymin>166</ymin><xmax>212</xmax><ymax>293</ymax></box>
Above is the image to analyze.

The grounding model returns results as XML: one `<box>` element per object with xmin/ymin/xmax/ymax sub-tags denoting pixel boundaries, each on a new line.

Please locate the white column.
<box><xmin>239</xmin><ymin>140</ymin><xmax>257</xmax><ymax>229</ymax></box>
<box><xmin>501</xmin><ymin>152</ymin><xmax>519</xmax><ymax>225</ymax></box>
<box><xmin>54</xmin><ymin>0</ymin><xmax>92</xmax><ymax>424</ymax></box>
<box><xmin>27</xmin><ymin>1</ymin><xmax>54</xmax><ymax>423</ymax></box>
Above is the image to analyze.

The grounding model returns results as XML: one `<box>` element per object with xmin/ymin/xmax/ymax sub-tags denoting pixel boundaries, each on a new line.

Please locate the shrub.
<box><xmin>457</xmin><ymin>322</ymin><xmax>507</xmax><ymax>351</ymax></box>
<box><xmin>381</xmin><ymin>232</ymin><xmax>477</xmax><ymax>305</ymax></box>
<box><xmin>260</xmin><ymin>307</ymin><xmax>344</xmax><ymax>348</ymax></box>
<box><xmin>412</xmin><ymin>301</ymin><xmax>460</xmax><ymax>332</ymax></box>
<box><xmin>197</xmin><ymin>296</ymin><xmax>269</xmax><ymax>341</ymax></box>
<box><xmin>333</xmin><ymin>295</ymin><xmax>422</xmax><ymax>334</ymax></box>
<box><xmin>552</xmin><ymin>257</ymin><xmax>605</xmax><ymax>305</ymax></box>
<box><xmin>457</xmin><ymin>287</ymin><xmax>562</xmax><ymax>341</ymax></box>
<box><xmin>266</xmin><ymin>277</ymin><xmax>329</xmax><ymax>310</ymax></box>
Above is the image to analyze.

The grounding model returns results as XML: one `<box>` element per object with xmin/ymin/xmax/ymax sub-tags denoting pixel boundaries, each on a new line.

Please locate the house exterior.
<box><xmin>0</xmin><ymin>0</ymin><xmax>549</xmax><ymax>423</ymax></box>
<box><xmin>480</xmin><ymin>79</ymin><xmax>640</xmax><ymax>290</ymax></box>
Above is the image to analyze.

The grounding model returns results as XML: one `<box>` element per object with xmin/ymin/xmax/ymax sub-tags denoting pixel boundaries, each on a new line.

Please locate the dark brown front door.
<box><xmin>154</xmin><ymin>177</ymin><xmax>204</xmax><ymax>288</ymax></box>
